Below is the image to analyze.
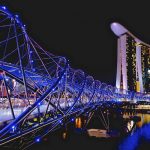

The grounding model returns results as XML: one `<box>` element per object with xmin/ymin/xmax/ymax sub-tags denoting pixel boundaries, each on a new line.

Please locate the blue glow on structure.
<box><xmin>15</xmin><ymin>14</ymin><xmax>19</xmax><ymax>18</ymax></box>
<box><xmin>35</xmin><ymin>138</ymin><xmax>40</xmax><ymax>143</ymax></box>
<box><xmin>16</xmin><ymin>19</ymin><xmax>19</xmax><ymax>23</ymax></box>
<box><xmin>11</xmin><ymin>126</ymin><xmax>15</xmax><ymax>129</ymax></box>
<box><xmin>2</xmin><ymin>6</ymin><xmax>6</xmax><ymax>10</ymax></box>
<box><xmin>5</xmin><ymin>78</ymin><xmax>9</xmax><ymax>81</ymax></box>
<box><xmin>11</xmin><ymin>125</ymin><xmax>16</xmax><ymax>132</ymax></box>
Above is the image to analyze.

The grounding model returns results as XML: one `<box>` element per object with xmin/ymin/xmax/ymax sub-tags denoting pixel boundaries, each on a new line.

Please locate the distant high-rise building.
<box><xmin>111</xmin><ymin>22</ymin><xmax>150</xmax><ymax>93</ymax></box>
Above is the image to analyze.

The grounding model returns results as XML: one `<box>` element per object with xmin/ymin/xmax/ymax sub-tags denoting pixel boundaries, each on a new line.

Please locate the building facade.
<box><xmin>111</xmin><ymin>22</ymin><xmax>150</xmax><ymax>93</ymax></box>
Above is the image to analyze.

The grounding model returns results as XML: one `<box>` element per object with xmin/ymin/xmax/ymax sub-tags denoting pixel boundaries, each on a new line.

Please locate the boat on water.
<box><xmin>87</xmin><ymin>129</ymin><xmax>120</xmax><ymax>138</ymax></box>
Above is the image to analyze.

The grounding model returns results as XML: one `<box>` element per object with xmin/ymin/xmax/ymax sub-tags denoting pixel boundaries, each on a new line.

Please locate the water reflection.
<box><xmin>62</xmin><ymin>132</ymin><xmax>67</xmax><ymax>140</ymax></box>
<box><xmin>75</xmin><ymin>117</ymin><xmax>82</xmax><ymax>128</ymax></box>
<box><xmin>123</xmin><ymin>112</ymin><xmax>150</xmax><ymax>127</ymax></box>
<box><xmin>136</xmin><ymin>113</ymin><xmax>150</xmax><ymax>127</ymax></box>
<box><xmin>60</xmin><ymin>112</ymin><xmax>150</xmax><ymax>149</ymax></box>
<box><xmin>119</xmin><ymin>113</ymin><xmax>150</xmax><ymax>150</ymax></box>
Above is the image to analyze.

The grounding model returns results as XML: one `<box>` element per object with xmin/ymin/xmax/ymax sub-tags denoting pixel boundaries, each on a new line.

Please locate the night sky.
<box><xmin>1</xmin><ymin>0</ymin><xmax>150</xmax><ymax>85</ymax></box>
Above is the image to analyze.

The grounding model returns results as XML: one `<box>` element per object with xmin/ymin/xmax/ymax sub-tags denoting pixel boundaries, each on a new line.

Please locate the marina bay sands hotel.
<box><xmin>111</xmin><ymin>22</ymin><xmax>150</xmax><ymax>93</ymax></box>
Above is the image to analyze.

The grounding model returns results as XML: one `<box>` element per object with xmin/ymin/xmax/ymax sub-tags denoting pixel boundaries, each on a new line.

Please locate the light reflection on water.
<box><xmin>119</xmin><ymin>113</ymin><xmax>150</xmax><ymax>150</ymax></box>
<box><xmin>136</xmin><ymin>113</ymin><xmax>150</xmax><ymax>127</ymax></box>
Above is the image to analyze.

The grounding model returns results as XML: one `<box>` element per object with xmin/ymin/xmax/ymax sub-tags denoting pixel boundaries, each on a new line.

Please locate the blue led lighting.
<box><xmin>15</xmin><ymin>15</ymin><xmax>19</xmax><ymax>18</ymax></box>
<box><xmin>11</xmin><ymin>125</ymin><xmax>16</xmax><ymax>131</ymax></box>
<box><xmin>5</xmin><ymin>78</ymin><xmax>9</xmax><ymax>81</ymax></box>
<box><xmin>2</xmin><ymin>6</ymin><xmax>6</xmax><ymax>10</ymax></box>
<box><xmin>16</xmin><ymin>20</ymin><xmax>19</xmax><ymax>23</ymax></box>
<box><xmin>35</xmin><ymin>138</ymin><xmax>40</xmax><ymax>143</ymax></box>
<box><xmin>71</xmin><ymin>118</ymin><xmax>74</xmax><ymax>122</ymax></box>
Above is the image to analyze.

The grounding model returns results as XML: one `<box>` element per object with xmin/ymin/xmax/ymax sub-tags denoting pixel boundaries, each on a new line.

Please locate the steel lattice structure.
<box><xmin>0</xmin><ymin>6</ymin><xmax>149</xmax><ymax>149</ymax></box>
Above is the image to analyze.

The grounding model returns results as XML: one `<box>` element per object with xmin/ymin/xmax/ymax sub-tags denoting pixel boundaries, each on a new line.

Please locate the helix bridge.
<box><xmin>0</xmin><ymin>6</ymin><xmax>149</xmax><ymax>149</ymax></box>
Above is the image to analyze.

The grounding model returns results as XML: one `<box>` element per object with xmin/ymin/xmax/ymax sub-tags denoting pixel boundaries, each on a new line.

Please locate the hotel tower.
<box><xmin>111</xmin><ymin>22</ymin><xmax>150</xmax><ymax>93</ymax></box>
